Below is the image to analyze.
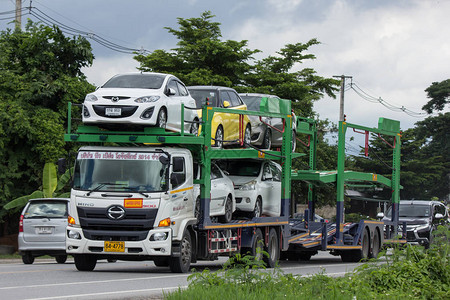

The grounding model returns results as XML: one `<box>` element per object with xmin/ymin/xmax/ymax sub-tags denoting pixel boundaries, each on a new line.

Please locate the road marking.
<box><xmin>26</xmin><ymin>286</ymin><xmax>188</xmax><ymax>300</ymax></box>
<box><xmin>0</xmin><ymin>274</ymin><xmax>190</xmax><ymax>290</ymax></box>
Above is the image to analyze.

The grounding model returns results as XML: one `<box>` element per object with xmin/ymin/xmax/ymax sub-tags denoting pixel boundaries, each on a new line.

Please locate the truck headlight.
<box><xmin>150</xmin><ymin>232</ymin><xmax>168</xmax><ymax>241</ymax></box>
<box><xmin>68</xmin><ymin>230</ymin><xmax>81</xmax><ymax>239</ymax></box>
<box><xmin>239</xmin><ymin>180</ymin><xmax>257</xmax><ymax>191</ymax></box>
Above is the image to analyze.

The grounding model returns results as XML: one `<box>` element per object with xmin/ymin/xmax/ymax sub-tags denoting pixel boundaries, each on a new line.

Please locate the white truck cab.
<box><xmin>66</xmin><ymin>146</ymin><xmax>197</xmax><ymax>271</ymax></box>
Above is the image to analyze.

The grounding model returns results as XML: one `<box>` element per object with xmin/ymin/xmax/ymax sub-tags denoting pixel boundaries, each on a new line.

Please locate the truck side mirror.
<box><xmin>159</xmin><ymin>155</ymin><xmax>169</xmax><ymax>165</ymax></box>
<box><xmin>57</xmin><ymin>158</ymin><xmax>67</xmax><ymax>175</ymax></box>
<box><xmin>376</xmin><ymin>212</ymin><xmax>384</xmax><ymax>219</ymax></box>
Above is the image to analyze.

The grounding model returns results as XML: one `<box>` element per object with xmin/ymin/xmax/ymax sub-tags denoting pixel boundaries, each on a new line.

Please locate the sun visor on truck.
<box><xmin>259</xmin><ymin>97</ymin><xmax>291</xmax><ymax>115</ymax></box>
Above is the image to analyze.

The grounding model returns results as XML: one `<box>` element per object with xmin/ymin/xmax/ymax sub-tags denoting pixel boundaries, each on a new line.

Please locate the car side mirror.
<box><xmin>434</xmin><ymin>213</ymin><xmax>444</xmax><ymax>219</ymax></box>
<box><xmin>166</xmin><ymin>88</ymin><xmax>176</xmax><ymax>96</ymax></box>
<box><xmin>376</xmin><ymin>212</ymin><xmax>385</xmax><ymax>219</ymax></box>
<box><xmin>223</xmin><ymin>101</ymin><xmax>230</xmax><ymax>108</ymax></box>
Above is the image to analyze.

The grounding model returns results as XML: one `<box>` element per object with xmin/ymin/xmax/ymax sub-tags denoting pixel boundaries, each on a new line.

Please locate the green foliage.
<box><xmin>167</xmin><ymin>227</ymin><xmax>450</xmax><ymax>300</ymax></box>
<box><xmin>422</xmin><ymin>79</ymin><xmax>450</xmax><ymax>114</ymax></box>
<box><xmin>0</xmin><ymin>21</ymin><xmax>95</xmax><ymax>223</ymax></box>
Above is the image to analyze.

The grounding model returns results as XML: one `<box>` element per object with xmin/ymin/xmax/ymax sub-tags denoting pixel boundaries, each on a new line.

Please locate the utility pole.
<box><xmin>15</xmin><ymin>0</ymin><xmax>22</xmax><ymax>30</ymax></box>
<box><xmin>333</xmin><ymin>75</ymin><xmax>352</xmax><ymax>122</ymax></box>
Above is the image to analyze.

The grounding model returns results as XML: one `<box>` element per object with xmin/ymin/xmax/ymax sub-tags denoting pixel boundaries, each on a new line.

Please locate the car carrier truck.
<box><xmin>62</xmin><ymin>99</ymin><xmax>405</xmax><ymax>273</ymax></box>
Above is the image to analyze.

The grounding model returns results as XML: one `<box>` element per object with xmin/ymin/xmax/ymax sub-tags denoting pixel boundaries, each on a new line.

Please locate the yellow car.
<box><xmin>188</xmin><ymin>86</ymin><xmax>251</xmax><ymax>148</ymax></box>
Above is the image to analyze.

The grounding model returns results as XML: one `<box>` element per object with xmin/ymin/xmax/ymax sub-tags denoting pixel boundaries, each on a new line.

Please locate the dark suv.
<box><xmin>380</xmin><ymin>200</ymin><xmax>448</xmax><ymax>248</ymax></box>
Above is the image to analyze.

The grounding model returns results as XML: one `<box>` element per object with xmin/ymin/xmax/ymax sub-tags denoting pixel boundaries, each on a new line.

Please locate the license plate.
<box><xmin>104</xmin><ymin>241</ymin><xmax>125</xmax><ymax>252</ymax></box>
<box><xmin>37</xmin><ymin>227</ymin><xmax>53</xmax><ymax>234</ymax></box>
<box><xmin>105</xmin><ymin>107</ymin><xmax>121</xmax><ymax>116</ymax></box>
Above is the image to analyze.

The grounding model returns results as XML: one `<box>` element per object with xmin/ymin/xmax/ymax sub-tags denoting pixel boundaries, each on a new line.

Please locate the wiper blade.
<box><xmin>86</xmin><ymin>182</ymin><xmax>127</xmax><ymax>196</ymax></box>
<box><xmin>123</xmin><ymin>186</ymin><xmax>149</xmax><ymax>198</ymax></box>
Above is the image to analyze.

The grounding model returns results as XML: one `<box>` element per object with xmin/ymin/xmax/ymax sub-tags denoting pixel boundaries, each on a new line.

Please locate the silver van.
<box><xmin>18</xmin><ymin>198</ymin><xmax>69</xmax><ymax>264</ymax></box>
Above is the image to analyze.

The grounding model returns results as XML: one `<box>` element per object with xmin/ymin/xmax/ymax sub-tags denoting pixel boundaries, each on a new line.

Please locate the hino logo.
<box><xmin>107</xmin><ymin>205</ymin><xmax>126</xmax><ymax>220</ymax></box>
<box><xmin>111</xmin><ymin>96</ymin><xmax>120</xmax><ymax>102</ymax></box>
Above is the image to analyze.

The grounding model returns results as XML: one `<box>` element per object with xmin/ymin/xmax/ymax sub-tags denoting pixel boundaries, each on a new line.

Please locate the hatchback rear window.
<box><xmin>24</xmin><ymin>201</ymin><xmax>67</xmax><ymax>219</ymax></box>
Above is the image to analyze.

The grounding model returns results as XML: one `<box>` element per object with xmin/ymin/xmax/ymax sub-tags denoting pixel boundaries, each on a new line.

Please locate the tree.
<box><xmin>0</xmin><ymin>21</ymin><xmax>95</xmax><ymax>231</ymax></box>
<box><xmin>422</xmin><ymin>79</ymin><xmax>450</xmax><ymax>114</ymax></box>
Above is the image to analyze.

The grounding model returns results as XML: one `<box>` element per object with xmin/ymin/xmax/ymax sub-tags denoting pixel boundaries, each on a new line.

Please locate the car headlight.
<box><xmin>239</xmin><ymin>180</ymin><xmax>257</xmax><ymax>191</ymax></box>
<box><xmin>84</xmin><ymin>94</ymin><xmax>98</xmax><ymax>102</ymax></box>
<box><xmin>135</xmin><ymin>96</ymin><xmax>160</xmax><ymax>103</ymax></box>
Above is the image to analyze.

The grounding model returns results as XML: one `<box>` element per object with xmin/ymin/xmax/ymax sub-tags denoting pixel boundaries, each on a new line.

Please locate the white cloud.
<box><xmin>82</xmin><ymin>56</ymin><xmax>140</xmax><ymax>87</ymax></box>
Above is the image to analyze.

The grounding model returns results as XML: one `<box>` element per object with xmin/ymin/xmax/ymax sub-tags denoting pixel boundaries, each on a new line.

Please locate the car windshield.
<box><xmin>24</xmin><ymin>201</ymin><xmax>67</xmax><ymax>219</ymax></box>
<box><xmin>222</xmin><ymin>161</ymin><xmax>261</xmax><ymax>177</ymax></box>
<box><xmin>240</xmin><ymin>96</ymin><xmax>262</xmax><ymax>111</ymax></box>
<box><xmin>386</xmin><ymin>204</ymin><xmax>431</xmax><ymax>218</ymax></box>
<box><xmin>102</xmin><ymin>74</ymin><xmax>165</xmax><ymax>89</ymax></box>
<box><xmin>73</xmin><ymin>151</ymin><xmax>169</xmax><ymax>193</ymax></box>
<box><xmin>189</xmin><ymin>90</ymin><xmax>218</xmax><ymax>108</ymax></box>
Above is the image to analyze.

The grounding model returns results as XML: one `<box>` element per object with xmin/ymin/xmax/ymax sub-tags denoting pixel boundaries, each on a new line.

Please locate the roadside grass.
<box><xmin>166</xmin><ymin>225</ymin><xmax>449</xmax><ymax>300</ymax></box>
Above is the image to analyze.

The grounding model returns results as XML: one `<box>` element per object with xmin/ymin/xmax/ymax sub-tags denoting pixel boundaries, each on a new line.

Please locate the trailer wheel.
<box><xmin>153</xmin><ymin>257</ymin><xmax>169</xmax><ymax>267</ymax></box>
<box><xmin>219</xmin><ymin>195</ymin><xmax>233</xmax><ymax>223</ymax></box>
<box><xmin>340</xmin><ymin>229</ymin><xmax>370</xmax><ymax>262</ymax></box>
<box><xmin>74</xmin><ymin>254</ymin><xmax>97</xmax><ymax>271</ymax></box>
<box><xmin>169</xmin><ymin>230</ymin><xmax>192</xmax><ymax>273</ymax></box>
<box><xmin>264</xmin><ymin>228</ymin><xmax>279</xmax><ymax>268</ymax></box>
<box><xmin>242</xmin><ymin>228</ymin><xmax>264</xmax><ymax>261</ymax></box>
<box><xmin>370</xmin><ymin>229</ymin><xmax>381</xmax><ymax>259</ymax></box>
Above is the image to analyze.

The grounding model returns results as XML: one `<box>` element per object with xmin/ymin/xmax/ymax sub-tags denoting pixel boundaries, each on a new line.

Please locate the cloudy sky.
<box><xmin>1</xmin><ymin>0</ymin><xmax>449</xmax><ymax>137</ymax></box>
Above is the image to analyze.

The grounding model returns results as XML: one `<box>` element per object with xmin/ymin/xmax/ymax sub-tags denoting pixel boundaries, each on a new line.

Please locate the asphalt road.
<box><xmin>0</xmin><ymin>252</ymin><xmax>363</xmax><ymax>300</ymax></box>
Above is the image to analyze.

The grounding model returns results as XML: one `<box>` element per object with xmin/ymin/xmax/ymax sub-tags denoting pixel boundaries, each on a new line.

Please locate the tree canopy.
<box><xmin>0</xmin><ymin>21</ymin><xmax>95</xmax><ymax>223</ymax></box>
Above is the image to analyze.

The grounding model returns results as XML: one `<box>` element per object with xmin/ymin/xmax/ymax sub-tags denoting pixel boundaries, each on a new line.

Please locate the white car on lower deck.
<box><xmin>219</xmin><ymin>159</ymin><xmax>281</xmax><ymax>218</ymax></box>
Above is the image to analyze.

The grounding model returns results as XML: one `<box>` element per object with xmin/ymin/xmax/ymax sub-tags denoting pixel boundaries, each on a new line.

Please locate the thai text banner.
<box><xmin>77</xmin><ymin>151</ymin><xmax>165</xmax><ymax>161</ymax></box>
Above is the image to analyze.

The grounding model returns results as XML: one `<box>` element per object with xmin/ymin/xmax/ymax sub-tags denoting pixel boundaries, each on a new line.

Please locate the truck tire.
<box><xmin>341</xmin><ymin>228</ymin><xmax>370</xmax><ymax>262</ymax></box>
<box><xmin>74</xmin><ymin>254</ymin><xmax>97</xmax><ymax>271</ymax></box>
<box><xmin>55</xmin><ymin>255</ymin><xmax>67</xmax><ymax>264</ymax></box>
<box><xmin>169</xmin><ymin>230</ymin><xmax>192</xmax><ymax>273</ymax></box>
<box><xmin>22</xmin><ymin>252</ymin><xmax>34</xmax><ymax>264</ymax></box>
<box><xmin>242</xmin><ymin>228</ymin><xmax>264</xmax><ymax>261</ymax></box>
<box><xmin>264</xmin><ymin>228</ymin><xmax>279</xmax><ymax>268</ymax></box>
<box><xmin>153</xmin><ymin>257</ymin><xmax>169</xmax><ymax>267</ymax></box>
<box><xmin>370</xmin><ymin>229</ymin><xmax>381</xmax><ymax>258</ymax></box>
<box><xmin>219</xmin><ymin>195</ymin><xmax>233</xmax><ymax>223</ymax></box>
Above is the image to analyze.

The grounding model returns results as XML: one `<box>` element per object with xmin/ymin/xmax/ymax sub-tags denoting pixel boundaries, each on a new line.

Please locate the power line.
<box><xmin>349</xmin><ymin>81</ymin><xmax>427</xmax><ymax>118</ymax></box>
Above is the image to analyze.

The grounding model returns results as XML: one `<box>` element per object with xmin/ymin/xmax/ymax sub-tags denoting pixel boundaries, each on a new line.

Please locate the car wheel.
<box><xmin>292</xmin><ymin>130</ymin><xmax>297</xmax><ymax>152</ymax></box>
<box><xmin>156</xmin><ymin>108</ymin><xmax>167</xmax><ymax>129</ymax></box>
<box><xmin>251</xmin><ymin>198</ymin><xmax>262</xmax><ymax>218</ymax></box>
<box><xmin>243</xmin><ymin>125</ymin><xmax>251</xmax><ymax>147</ymax></box>
<box><xmin>219</xmin><ymin>195</ymin><xmax>233</xmax><ymax>223</ymax></box>
<box><xmin>22</xmin><ymin>252</ymin><xmax>34</xmax><ymax>265</ymax></box>
<box><xmin>264</xmin><ymin>228</ymin><xmax>279</xmax><ymax>268</ymax></box>
<box><xmin>74</xmin><ymin>254</ymin><xmax>97</xmax><ymax>271</ymax></box>
<box><xmin>190</xmin><ymin>119</ymin><xmax>199</xmax><ymax>136</ymax></box>
<box><xmin>214</xmin><ymin>126</ymin><xmax>224</xmax><ymax>148</ymax></box>
<box><xmin>169</xmin><ymin>230</ymin><xmax>192</xmax><ymax>273</ymax></box>
<box><xmin>261</xmin><ymin>129</ymin><xmax>271</xmax><ymax>150</ymax></box>
<box><xmin>55</xmin><ymin>255</ymin><xmax>67</xmax><ymax>264</ymax></box>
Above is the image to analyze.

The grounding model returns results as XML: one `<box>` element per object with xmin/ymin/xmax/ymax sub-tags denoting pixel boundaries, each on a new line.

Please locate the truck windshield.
<box><xmin>386</xmin><ymin>204</ymin><xmax>431</xmax><ymax>218</ymax></box>
<box><xmin>73</xmin><ymin>151</ymin><xmax>168</xmax><ymax>193</ymax></box>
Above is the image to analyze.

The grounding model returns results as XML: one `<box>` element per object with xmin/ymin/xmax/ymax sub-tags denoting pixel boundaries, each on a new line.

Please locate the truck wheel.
<box><xmin>22</xmin><ymin>252</ymin><xmax>34</xmax><ymax>264</ymax></box>
<box><xmin>264</xmin><ymin>228</ymin><xmax>279</xmax><ymax>268</ymax></box>
<box><xmin>74</xmin><ymin>254</ymin><xmax>97</xmax><ymax>271</ymax></box>
<box><xmin>261</xmin><ymin>129</ymin><xmax>271</xmax><ymax>149</ymax></box>
<box><xmin>153</xmin><ymin>257</ymin><xmax>169</xmax><ymax>267</ymax></box>
<box><xmin>242</xmin><ymin>228</ymin><xmax>264</xmax><ymax>261</ymax></box>
<box><xmin>370</xmin><ymin>229</ymin><xmax>381</xmax><ymax>258</ymax></box>
<box><xmin>55</xmin><ymin>255</ymin><xmax>67</xmax><ymax>264</ymax></box>
<box><xmin>169</xmin><ymin>230</ymin><xmax>192</xmax><ymax>273</ymax></box>
<box><xmin>219</xmin><ymin>196</ymin><xmax>233</xmax><ymax>223</ymax></box>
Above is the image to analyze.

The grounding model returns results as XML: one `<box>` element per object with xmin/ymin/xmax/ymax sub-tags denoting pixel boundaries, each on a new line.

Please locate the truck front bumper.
<box><xmin>66</xmin><ymin>226</ymin><xmax>172</xmax><ymax>256</ymax></box>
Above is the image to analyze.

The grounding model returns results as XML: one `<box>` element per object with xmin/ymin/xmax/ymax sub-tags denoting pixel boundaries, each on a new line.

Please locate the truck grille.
<box><xmin>77</xmin><ymin>207</ymin><xmax>157</xmax><ymax>241</ymax></box>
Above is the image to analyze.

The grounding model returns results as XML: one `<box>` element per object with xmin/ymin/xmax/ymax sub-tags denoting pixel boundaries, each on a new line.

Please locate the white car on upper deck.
<box><xmin>82</xmin><ymin>72</ymin><xmax>199</xmax><ymax>133</ymax></box>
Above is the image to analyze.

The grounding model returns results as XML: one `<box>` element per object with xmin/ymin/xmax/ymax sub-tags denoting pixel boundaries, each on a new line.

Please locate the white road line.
<box><xmin>26</xmin><ymin>286</ymin><xmax>188</xmax><ymax>300</ymax></box>
<box><xmin>0</xmin><ymin>274</ymin><xmax>190</xmax><ymax>290</ymax></box>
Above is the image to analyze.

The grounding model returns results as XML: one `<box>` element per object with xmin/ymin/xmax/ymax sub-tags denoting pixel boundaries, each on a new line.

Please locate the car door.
<box><xmin>176</xmin><ymin>81</ymin><xmax>197</xmax><ymax>132</ymax></box>
<box><xmin>259</xmin><ymin>161</ymin><xmax>274</xmax><ymax>215</ymax></box>
<box><xmin>269</xmin><ymin>162</ymin><xmax>282</xmax><ymax>216</ymax></box>
<box><xmin>22</xmin><ymin>200</ymin><xmax>68</xmax><ymax>243</ymax></box>
<box><xmin>166</xmin><ymin>79</ymin><xmax>182</xmax><ymax>131</ymax></box>
<box><xmin>210</xmin><ymin>163</ymin><xmax>229</xmax><ymax>216</ymax></box>
<box><xmin>219</xmin><ymin>90</ymin><xmax>234</xmax><ymax>141</ymax></box>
